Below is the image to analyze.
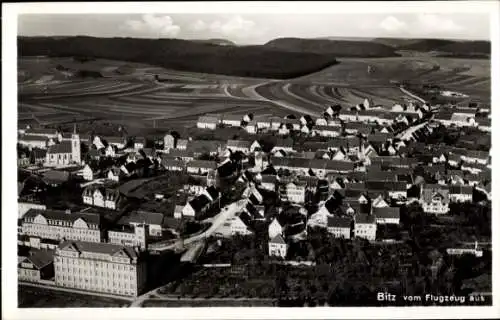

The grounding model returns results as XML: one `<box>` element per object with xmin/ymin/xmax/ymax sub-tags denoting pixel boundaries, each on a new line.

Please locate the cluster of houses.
<box><xmin>17</xmin><ymin>95</ymin><xmax>491</xmax><ymax>292</ymax></box>
<box><xmin>196</xmin><ymin>99</ymin><xmax>428</xmax><ymax>137</ymax></box>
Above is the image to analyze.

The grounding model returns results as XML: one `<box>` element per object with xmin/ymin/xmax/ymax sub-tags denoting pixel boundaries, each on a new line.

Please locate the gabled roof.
<box><xmin>449</xmin><ymin>185</ymin><xmax>473</xmax><ymax>195</ymax></box>
<box><xmin>355</xmin><ymin>214</ymin><xmax>376</xmax><ymax>224</ymax></box>
<box><xmin>197</xmin><ymin>114</ymin><xmax>221</xmax><ymax>124</ymax></box>
<box><xmin>372</xmin><ymin>207</ymin><xmax>400</xmax><ymax>219</ymax></box>
<box><xmin>327</xmin><ymin>216</ymin><xmax>352</xmax><ymax>228</ymax></box>
<box><xmin>24</xmin><ymin>209</ymin><xmax>101</xmax><ymax>226</ymax></box>
<box><xmin>227</xmin><ymin>139</ymin><xmax>251</xmax><ymax>149</ymax></box>
<box><xmin>269</xmin><ymin>234</ymin><xmax>286</xmax><ymax>244</ymax></box>
<box><xmin>21</xmin><ymin>250</ymin><xmax>55</xmax><ymax>269</ymax></box>
<box><xmin>58</xmin><ymin>240</ymin><xmax>138</xmax><ymax>259</ymax></box>
<box><xmin>25</xmin><ymin>128</ymin><xmax>58</xmax><ymax>135</ymax></box>
<box><xmin>188</xmin><ymin>194</ymin><xmax>211</xmax><ymax>212</ymax></box>
<box><xmin>187</xmin><ymin>160</ymin><xmax>218</xmax><ymax>169</ymax></box>
<box><xmin>19</xmin><ymin>134</ymin><xmax>49</xmax><ymax>142</ymax></box>
<box><xmin>47</xmin><ymin>141</ymin><xmax>72</xmax><ymax>154</ymax></box>
<box><xmin>121</xmin><ymin>210</ymin><xmax>164</xmax><ymax>226</ymax></box>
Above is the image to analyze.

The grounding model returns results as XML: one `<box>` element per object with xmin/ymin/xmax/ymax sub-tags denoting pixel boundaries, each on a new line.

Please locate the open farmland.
<box><xmin>18</xmin><ymin>53</ymin><xmax>490</xmax><ymax>131</ymax></box>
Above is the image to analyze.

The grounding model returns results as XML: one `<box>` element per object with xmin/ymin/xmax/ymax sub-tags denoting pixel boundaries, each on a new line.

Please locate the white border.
<box><xmin>3</xmin><ymin>2</ymin><xmax>500</xmax><ymax>319</ymax></box>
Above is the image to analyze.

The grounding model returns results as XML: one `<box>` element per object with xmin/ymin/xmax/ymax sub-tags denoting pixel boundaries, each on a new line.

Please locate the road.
<box><xmin>396</xmin><ymin>120</ymin><xmax>429</xmax><ymax>140</ymax></box>
<box><xmin>149</xmin><ymin>199</ymin><xmax>249</xmax><ymax>252</ymax></box>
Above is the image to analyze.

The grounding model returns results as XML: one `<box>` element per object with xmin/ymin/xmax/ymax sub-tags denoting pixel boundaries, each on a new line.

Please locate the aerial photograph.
<box><xmin>13</xmin><ymin>4</ymin><xmax>493</xmax><ymax>311</ymax></box>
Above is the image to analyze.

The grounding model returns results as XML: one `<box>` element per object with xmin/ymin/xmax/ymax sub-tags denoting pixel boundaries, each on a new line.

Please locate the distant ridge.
<box><xmin>264</xmin><ymin>37</ymin><xmax>399</xmax><ymax>57</ymax></box>
<box><xmin>17</xmin><ymin>36</ymin><xmax>340</xmax><ymax>79</ymax></box>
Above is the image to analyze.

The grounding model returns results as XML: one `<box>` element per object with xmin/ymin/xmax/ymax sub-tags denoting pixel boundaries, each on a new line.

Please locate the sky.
<box><xmin>18</xmin><ymin>13</ymin><xmax>490</xmax><ymax>45</ymax></box>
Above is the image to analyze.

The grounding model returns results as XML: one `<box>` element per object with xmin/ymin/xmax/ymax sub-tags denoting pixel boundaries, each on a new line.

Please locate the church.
<box><xmin>45</xmin><ymin>126</ymin><xmax>81</xmax><ymax>167</ymax></box>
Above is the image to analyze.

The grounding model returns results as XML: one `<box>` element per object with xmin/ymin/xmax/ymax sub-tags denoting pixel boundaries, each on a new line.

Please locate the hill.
<box><xmin>191</xmin><ymin>39</ymin><xmax>236</xmax><ymax>46</ymax></box>
<box><xmin>18</xmin><ymin>36</ymin><xmax>339</xmax><ymax>79</ymax></box>
<box><xmin>264</xmin><ymin>37</ymin><xmax>399</xmax><ymax>57</ymax></box>
<box><xmin>372</xmin><ymin>38</ymin><xmax>490</xmax><ymax>56</ymax></box>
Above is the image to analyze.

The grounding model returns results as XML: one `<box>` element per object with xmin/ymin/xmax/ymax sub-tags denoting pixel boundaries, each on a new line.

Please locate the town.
<box><xmin>17</xmin><ymin>95</ymin><xmax>492</xmax><ymax>307</ymax></box>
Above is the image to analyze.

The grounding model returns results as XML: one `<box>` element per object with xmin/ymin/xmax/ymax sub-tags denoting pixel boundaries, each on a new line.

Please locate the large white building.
<box><xmin>21</xmin><ymin>209</ymin><xmax>103</xmax><ymax>243</ymax></box>
<box><xmin>54</xmin><ymin>241</ymin><xmax>147</xmax><ymax>297</ymax></box>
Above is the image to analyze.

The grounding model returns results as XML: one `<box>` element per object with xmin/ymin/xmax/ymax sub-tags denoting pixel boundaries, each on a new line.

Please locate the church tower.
<box><xmin>71</xmin><ymin>124</ymin><xmax>81</xmax><ymax>164</ymax></box>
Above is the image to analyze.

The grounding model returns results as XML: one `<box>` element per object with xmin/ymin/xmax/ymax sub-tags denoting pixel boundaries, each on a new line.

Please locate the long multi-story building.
<box><xmin>21</xmin><ymin>209</ymin><xmax>103</xmax><ymax>243</ymax></box>
<box><xmin>54</xmin><ymin>241</ymin><xmax>147</xmax><ymax>297</ymax></box>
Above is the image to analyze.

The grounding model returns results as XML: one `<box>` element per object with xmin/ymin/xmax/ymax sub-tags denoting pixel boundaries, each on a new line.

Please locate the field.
<box><xmin>18</xmin><ymin>55</ymin><xmax>490</xmax><ymax>130</ymax></box>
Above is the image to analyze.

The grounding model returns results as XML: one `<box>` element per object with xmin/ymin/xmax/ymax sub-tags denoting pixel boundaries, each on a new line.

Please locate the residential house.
<box><xmin>197</xmin><ymin>114</ymin><xmax>220</xmax><ymax>130</ymax></box>
<box><xmin>373</xmin><ymin>207</ymin><xmax>400</xmax><ymax>224</ymax></box>
<box><xmin>106</xmin><ymin>167</ymin><xmax>122</xmax><ymax>182</ymax></box>
<box><xmin>164</xmin><ymin>134</ymin><xmax>175</xmax><ymax>150</ymax></box>
<box><xmin>18</xmin><ymin>250</ymin><xmax>54</xmax><ymax>283</ymax></box>
<box><xmin>327</xmin><ymin>216</ymin><xmax>352</xmax><ymax>239</ymax></box>
<box><xmin>19</xmin><ymin>135</ymin><xmax>50</xmax><ymax>149</ymax></box>
<box><xmin>176</xmin><ymin>139</ymin><xmax>189</xmax><ymax>150</ymax></box>
<box><xmin>449</xmin><ymin>185</ymin><xmax>473</xmax><ymax>203</ymax></box>
<box><xmin>260</xmin><ymin>174</ymin><xmax>277</xmax><ymax>192</ymax></box>
<box><xmin>25</xmin><ymin>128</ymin><xmax>59</xmax><ymax>139</ymax></box>
<box><xmin>30</xmin><ymin>148</ymin><xmax>47</xmax><ymax>165</ymax></box>
<box><xmin>187</xmin><ymin>160</ymin><xmax>218</xmax><ymax>175</ymax></box>
<box><xmin>134</xmin><ymin>137</ymin><xmax>146</xmax><ymax>150</ymax></box>
<box><xmin>182</xmin><ymin>194</ymin><xmax>211</xmax><ymax>219</ymax></box>
<box><xmin>82</xmin><ymin>186</ymin><xmax>121</xmax><ymax>210</ymax></box>
<box><xmin>226</xmin><ymin>140</ymin><xmax>251</xmax><ymax>154</ymax></box>
<box><xmin>221</xmin><ymin>114</ymin><xmax>243</xmax><ymax>127</ymax></box>
<box><xmin>230</xmin><ymin>212</ymin><xmax>253</xmax><ymax>236</ymax></box>
<box><xmin>268</xmin><ymin>218</ymin><xmax>283</xmax><ymax>239</ymax></box>
<box><xmin>119</xmin><ymin>211</ymin><xmax>164</xmax><ymax>238</ymax></box>
<box><xmin>420</xmin><ymin>184</ymin><xmax>450</xmax><ymax>214</ymax></box>
<box><xmin>280</xmin><ymin>181</ymin><xmax>307</xmax><ymax>204</ymax></box>
<box><xmin>354</xmin><ymin>214</ymin><xmax>377</xmax><ymax>241</ymax></box>
<box><xmin>108</xmin><ymin>224</ymin><xmax>149</xmax><ymax>251</ymax></box>
<box><xmin>102</xmin><ymin>136</ymin><xmax>126</xmax><ymax>149</ymax></box>
<box><xmin>81</xmin><ymin>164</ymin><xmax>94</xmax><ymax>181</ymax></box>
<box><xmin>268</xmin><ymin>234</ymin><xmax>288</xmax><ymax>258</ymax></box>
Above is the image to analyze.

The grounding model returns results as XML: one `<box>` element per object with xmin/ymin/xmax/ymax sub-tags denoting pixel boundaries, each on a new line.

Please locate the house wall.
<box><xmin>54</xmin><ymin>250</ymin><xmax>146</xmax><ymax>297</ymax></box>
<box><xmin>268</xmin><ymin>243</ymin><xmax>287</xmax><ymax>258</ymax></box>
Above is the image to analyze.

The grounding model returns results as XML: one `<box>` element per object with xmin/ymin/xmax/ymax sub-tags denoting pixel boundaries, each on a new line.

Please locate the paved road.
<box><xmin>396</xmin><ymin>120</ymin><xmax>429</xmax><ymax>140</ymax></box>
<box><xmin>149</xmin><ymin>199</ymin><xmax>249</xmax><ymax>252</ymax></box>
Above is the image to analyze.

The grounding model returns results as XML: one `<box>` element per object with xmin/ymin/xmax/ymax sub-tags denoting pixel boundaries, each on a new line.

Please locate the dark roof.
<box><xmin>327</xmin><ymin>216</ymin><xmax>352</xmax><ymax>228</ymax></box>
<box><xmin>58</xmin><ymin>241</ymin><xmax>138</xmax><ymax>259</ymax></box>
<box><xmin>24</xmin><ymin>209</ymin><xmax>101</xmax><ymax>225</ymax></box>
<box><xmin>372</xmin><ymin>207</ymin><xmax>400</xmax><ymax>219</ymax></box>
<box><xmin>449</xmin><ymin>185</ymin><xmax>473</xmax><ymax>194</ymax></box>
<box><xmin>188</xmin><ymin>194</ymin><xmax>211</xmax><ymax>212</ymax></box>
<box><xmin>188</xmin><ymin>160</ymin><xmax>217</xmax><ymax>169</ymax></box>
<box><xmin>355</xmin><ymin>214</ymin><xmax>376</xmax><ymax>224</ymax></box>
<box><xmin>31</xmin><ymin>148</ymin><xmax>47</xmax><ymax>158</ymax></box>
<box><xmin>21</xmin><ymin>250</ymin><xmax>55</xmax><ymax>269</ymax></box>
<box><xmin>269</xmin><ymin>234</ymin><xmax>286</xmax><ymax>244</ymax></box>
<box><xmin>19</xmin><ymin>134</ymin><xmax>48</xmax><ymax>142</ymax></box>
<box><xmin>47</xmin><ymin>141</ymin><xmax>72</xmax><ymax>154</ymax></box>
<box><xmin>366</xmin><ymin>180</ymin><xmax>406</xmax><ymax>192</ymax></box>
<box><xmin>121</xmin><ymin>211</ymin><xmax>164</xmax><ymax>225</ymax></box>
<box><xmin>42</xmin><ymin>170</ymin><xmax>70</xmax><ymax>183</ymax></box>
<box><xmin>25</xmin><ymin>128</ymin><xmax>58</xmax><ymax>135</ymax></box>
<box><xmin>206</xmin><ymin>186</ymin><xmax>220</xmax><ymax>200</ymax></box>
